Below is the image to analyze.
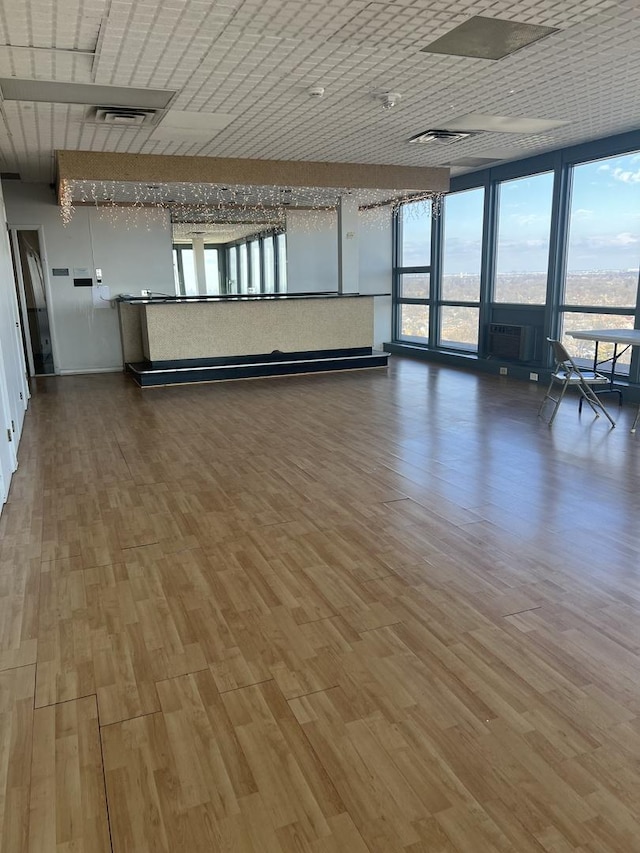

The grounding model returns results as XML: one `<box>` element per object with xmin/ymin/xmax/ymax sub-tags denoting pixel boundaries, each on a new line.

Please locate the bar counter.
<box><xmin>117</xmin><ymin>292</ymin><xmax>377</xmax><ymax>365</ymax></box>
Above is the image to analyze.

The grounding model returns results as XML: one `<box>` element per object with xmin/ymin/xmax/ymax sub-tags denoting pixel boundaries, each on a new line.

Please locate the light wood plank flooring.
<box><xmin>2</xmin><ymin>358</ymin><xmax>640</xmax><ymax>852</ymax></box>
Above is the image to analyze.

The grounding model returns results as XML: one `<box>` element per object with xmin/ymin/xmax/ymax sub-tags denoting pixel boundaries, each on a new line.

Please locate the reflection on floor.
<box><xmin>1</xmin><ymin>358</ymin><xmax>640</xmax><ymax>852</ymax></box>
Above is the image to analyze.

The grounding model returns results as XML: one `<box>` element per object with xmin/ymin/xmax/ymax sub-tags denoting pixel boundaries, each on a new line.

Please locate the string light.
<box><xmin>59</xmin><ymin>179</ymin><xmax>74</xmax><ymax>225</ymax></box>
<box><xmin>59</xmin><ymin>179</ymin><xmax>445</xmax><ymax>230</ymax></box>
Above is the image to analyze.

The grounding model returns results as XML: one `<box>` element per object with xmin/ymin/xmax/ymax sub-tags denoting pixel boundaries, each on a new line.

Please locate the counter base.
<box><xmin>126</xmin><ymin>347</ymin><xmax>389</xmax><ymax>388</ymax></box>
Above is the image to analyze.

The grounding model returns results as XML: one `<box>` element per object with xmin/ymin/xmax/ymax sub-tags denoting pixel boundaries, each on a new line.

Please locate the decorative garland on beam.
<box><xmin>59</xmin><ymin>178</ymin><xmax>445</xmax><ymax>230</ymax></box>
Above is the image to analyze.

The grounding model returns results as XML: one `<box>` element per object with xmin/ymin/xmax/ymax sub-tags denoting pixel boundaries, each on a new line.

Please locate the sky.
<box><xmin>402</xmin><ymin>151</ymin><xmax>640</xmax><ymax>274</ymax></box>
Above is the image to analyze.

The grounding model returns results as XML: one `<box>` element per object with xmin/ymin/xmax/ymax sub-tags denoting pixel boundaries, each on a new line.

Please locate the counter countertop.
<box><xmin>117</xmin><ymin>291</ymin><xmax>389</xmax><ymax>305</ymax></box>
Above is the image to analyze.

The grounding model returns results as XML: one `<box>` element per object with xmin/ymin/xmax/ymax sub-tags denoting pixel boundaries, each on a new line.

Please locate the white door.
<box><xmin>0</xmin><ymin>346</ymin><xmax>17</xmax><ymax>506</ymax></box>
<box><xmin>0</xmin><ymin>283</ymin><xmax>27</xmax><ymax>442</ymax></box>
<box><xmin>0</xmin><ymin>212</ymin><xmax>28</xmax><ymax>444</ymax></box>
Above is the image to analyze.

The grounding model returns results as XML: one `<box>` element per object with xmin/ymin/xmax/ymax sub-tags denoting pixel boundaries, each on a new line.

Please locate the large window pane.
<box><xmin>401</xmin><ymin>200</ymin><xmax>431</xmax><ymax>267</ymax></box>
<box><xmin>440</xmin><ymin>306</ymin><xmax>479</xmax><ymax>351</ymax></box>
<box><xmin>181</xmin><ymin>248</ymin><xmax>197</xmax><ymax>296</ymax></box>
<box><xmin>172</xmin><ymin>249</ymin><xmax>182</xmax><ymax>294</ymax></box>
<box><xmin>562</xmin><ymin>312</ymin><xmax>635</xmax><ymax>371</ymax></box>
<box><xmin>204</xmin><ymin>247</ymin><xmax>219</xmax><ymax>294</ymax></box>
<box><xmin>442</xmin><ymin>188</ymin><xmax>484</xmax><ymax>301</ymax></box>
<box><xmin>227</xmin><ymin>247</ymin><xmax>238</xmax><ymax>294</ymax></box>
<box><xmin>239</xmin><ymin>244</ymin><xmax>248</xmax><ymax>293</ymax></box>
<box><xmin>250</xmin><ymin>240</ymin><xmax>261</xmax><ymax>293</ymax></box>
<box><xmin>398</xmin><ymin>273</ymin><xmax>429</xmax><ymax>299</ymax></box>
<box><xmin>277</xmin><ymin>233</ymin><xmax>287</xmax><ymax>291</ymax></box>
<box><xmin>263</xmin><ymin>237</ymin><xmax>275</xmax><ymax>293</ymax></box>
<box><xmin>495</xmin><ymin>172</ymin><xmax>553</xmax><ymax>304</ymax></box>
<box><xmin>398</xmin><ymin>304</ymin><xmax>429</xmax><ymax>343</ymax></box>
<box><xmin>564</xmin><ymin>152</ymin><xmax>640</xmax><ymax>307</ymax></box>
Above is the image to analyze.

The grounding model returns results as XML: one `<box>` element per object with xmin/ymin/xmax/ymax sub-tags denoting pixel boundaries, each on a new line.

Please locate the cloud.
<box><xmin>510</xmin><ymin>213</ymin><xmax>545</xmax><ymax>227</ymax></box>
<box><xmin>570</xmin><ymin>232</ymin><xmax>638</xmax><ymax>249</ymax></box>
<box><xmin>573</xmin><ymin>208</ymin><xmax>594</xmax><ymax>220</ymax></box>
<box><xmin>443</xmin><ymin>237</ymin><xmax>482</xmax><ymax>256</ymax></box>
<box><xmin>597</xmin><ymin>163</ymin><xmax>611</xmax><ymax>172</ymax></box>
<box><xmin>611</xmin><ymin>167</ymin><xmax>640</xmax><ymax>184</ymax></box>
<box><xmin>497</xmin><ymin>238</ymin><xmax>549</xmax><ymax>253</ymax></box>
<box><xmin>611</xmin><ymin>231</ymin><xmax>638</xmax><ymax>246</ymax></box>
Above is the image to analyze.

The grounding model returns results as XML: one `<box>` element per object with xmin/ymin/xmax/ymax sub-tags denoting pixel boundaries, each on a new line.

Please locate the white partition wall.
<box><xmin>285</xmin><ymin>210</ymin><xmax>339</xmax><ymax>293</ymax></box>
<box><xmin>0</xmin><ymin>182</ymin><xmax>29</xmax><ymax>509</ymax></box>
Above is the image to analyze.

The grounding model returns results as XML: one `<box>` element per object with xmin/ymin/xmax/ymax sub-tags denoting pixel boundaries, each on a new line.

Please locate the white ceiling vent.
<box><xmin>409</xmin><ymin>129</ymin><xmax>475</xmax><ymax>144</ymax></box>
<box><xmin>89</xmin><ymin>107</ymin><xmax>158</xmax><ymax>127</ymax></box>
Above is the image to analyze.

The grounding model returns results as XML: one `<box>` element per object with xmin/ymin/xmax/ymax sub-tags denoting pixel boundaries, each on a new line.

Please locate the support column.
<box><xmin>338</xmin><ymin>196</ymin><xmax>359</xmax><ymax>294</ymax></box>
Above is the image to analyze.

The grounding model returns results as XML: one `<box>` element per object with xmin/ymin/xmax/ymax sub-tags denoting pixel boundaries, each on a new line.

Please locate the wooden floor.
<box><xmin>2</xmin><ymin>358</ymin><xmax>640</xmax><ymax>852</ymax></box>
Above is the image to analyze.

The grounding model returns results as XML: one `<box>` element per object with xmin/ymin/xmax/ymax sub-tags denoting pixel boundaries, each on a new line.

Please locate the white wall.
<box><xmin>0</xmin><ymin>182</ymin><xmax>29</xmax><ymax>508</ymax></box>
<box><xmin>358</xmin><ymin>208</ymin><xmax>393</xmax><ymax>349</ymax></box>
<box><xmin>3</xmin><ymin>183</ymin><xmax>174</xmax><ymax>374</ymax></box>
<box><xmin>285</xmin><ymin>209</ymin><xmax>338</xmax><ymax>293</ymax></box>
<box><xmin>285</xmin><ymin>206</ymin><xmax>393</xmax><ymax>347</ymax></box>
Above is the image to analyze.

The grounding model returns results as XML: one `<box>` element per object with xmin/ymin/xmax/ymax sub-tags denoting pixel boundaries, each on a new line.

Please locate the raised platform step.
<box><xmin>126</xmin><ymin>348</ymin><xmax>389</xmax><ymax>387</ymax></box>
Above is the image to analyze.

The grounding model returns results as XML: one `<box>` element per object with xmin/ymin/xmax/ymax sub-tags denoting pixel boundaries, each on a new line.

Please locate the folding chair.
<box><xmin>538</xmin><ymin>338</ymin><xmax>616</xmax><ymax>428</ymax></box>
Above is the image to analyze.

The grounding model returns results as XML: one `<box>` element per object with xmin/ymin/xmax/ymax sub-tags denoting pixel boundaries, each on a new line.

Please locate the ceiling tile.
<box><xmin>0</xmin><ymin>0</ymin><xmax>638</xmax><ymax>182</ymax></box>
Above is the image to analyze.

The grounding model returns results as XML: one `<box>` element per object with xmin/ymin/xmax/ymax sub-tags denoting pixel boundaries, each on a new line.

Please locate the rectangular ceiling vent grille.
<box><xmin>88</xmin><ymin>107</ymin><xmax>158</xmax><ymax>127</ymax></box>
<box><xmin>409</xmin><ymin>129</ymin><xmax>475</xmax><ymax>144</ymax></box>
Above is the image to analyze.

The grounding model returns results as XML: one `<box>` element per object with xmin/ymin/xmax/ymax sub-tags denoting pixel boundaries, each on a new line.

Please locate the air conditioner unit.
<box><xmin>408</xmin><ymin>129</ymin><xmax>476</xmax><ymax>144</ymax></box>
<box><xmin>487</xmin><ymin>324</ymin><xmax>535</xmax><ymax>361</ymax></box>
<box><xmin>87</xmin><ymin>106</ymin><xmax>158</xmax><ymax>127</ymax></box>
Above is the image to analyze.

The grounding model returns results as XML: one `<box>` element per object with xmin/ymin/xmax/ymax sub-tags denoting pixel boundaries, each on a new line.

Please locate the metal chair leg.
<box><xmin>577</xmin><ymin>384</ymin><xmax>602</xmax><ymax>418</ymax></box>
<box><xmin>631</xmin><ymin>405</ymin><xmax>640</xmax><ymax>434</ymax></box>
<box><xmin>538</xmin><ymin>376</ymin><xmax>557</xmax><ymax>418</ymax></box>
<box><xmin>547</xmin><ymin>380</ymin><xmax>569</xmax><ymax>427</ymax></box>
<box><xmin>579</xmin><ymin>381</ymin><xmax>616</xmax><ymax>427</ymax></box>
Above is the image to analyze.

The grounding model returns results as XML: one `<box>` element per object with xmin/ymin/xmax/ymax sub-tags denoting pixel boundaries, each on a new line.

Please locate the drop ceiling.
<box><xmin>0</xmin><ymin>0</ymin><xmax>637</xmax><ymax>184</ymax></box>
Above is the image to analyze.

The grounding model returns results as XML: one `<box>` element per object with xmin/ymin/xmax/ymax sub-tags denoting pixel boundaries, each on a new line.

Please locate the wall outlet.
<box><xmin>499</xmin><ymin>367</ymin><xmax>508</xmax><ymax>375</ymax></box>
<box><xmin>529</xmin><ymin>372</ymin><xmax>539</xmax><ymax>381</ymax></box>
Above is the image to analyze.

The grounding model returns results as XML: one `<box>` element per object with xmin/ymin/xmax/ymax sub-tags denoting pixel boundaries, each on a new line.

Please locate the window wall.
<box><xmin>560</xmin><ymin>152</ymin><xmax>640</xmax><ymax>371</ymax></box>
<box><xmin>440</xmin><ymin>187</ymin><xmax>484</xmax><ymax>351</ymax></box>
<box><xmin>494</xmin><ymin>172</ymin><xmax>554</xmax><ymax>305</ymax></box>
<box><xmin>172</xmin><ymin>245</ymin><xmax>197</xmax><ymax>295</ymax></box>
<box><xmin>392</xmin><ymin>129</ymin><xmax>640</xmax><ymax>384</ymax></box>
<box><xmin>395</xmin><ymin>201</ymin><xmax>432</xmax><ymax>343</ymax></box>
<box><xmin>204</xmin><ymin>247</ymin><xmax>220</xmax><ymax>293</ymax></box>
<box><xmin>173</xmin><ymin>244</ymin><xmax>221</xmax><ymax>294</ymax></box>
<box><xmin>225</xmin><ymin>230</ymin><xmax>286</xmax><ymax>294</ymax></box>
<box><xmin>174</xmin><ymin>231</ymin><xmax>286</xmax><ymax>296</ymax></box>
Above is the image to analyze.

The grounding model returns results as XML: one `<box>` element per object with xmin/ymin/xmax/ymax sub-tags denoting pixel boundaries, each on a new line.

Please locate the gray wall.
<box><xmin>3</xmin><ymin>183</ymin><xmax>174</xmax><ymax>374</ymax></box>
<box><xmin>285</xmin><ymin>209</ymin><xmax>339</xmax><ymax>293</ymax></box>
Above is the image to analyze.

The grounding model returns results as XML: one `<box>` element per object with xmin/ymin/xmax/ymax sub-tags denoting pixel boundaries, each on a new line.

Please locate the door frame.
<box><xmin>10</xmin><ymin>228</ymin><xmax>35</xmax><ymax>376</ymax></box>
<box><xmin>9</xmin><ymin>224</ymin><xmax>60</xmax><ymax>376</ymax></box>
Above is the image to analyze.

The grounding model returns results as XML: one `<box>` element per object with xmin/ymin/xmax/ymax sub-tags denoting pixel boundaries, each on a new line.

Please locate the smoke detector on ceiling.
<box><xmin>409</xmin><ymin>129</ymin><xmax>475</xmax><ymax>144</ymax></box>
<box><xmin>381</xmin><ymin>92</ymin><xmax>401</xmax><ymax>110</ymax></box>
<box><xmin>89</xmin><ymin>106</ymin><xmax>158</xmax><ymax>126</ymax></box>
